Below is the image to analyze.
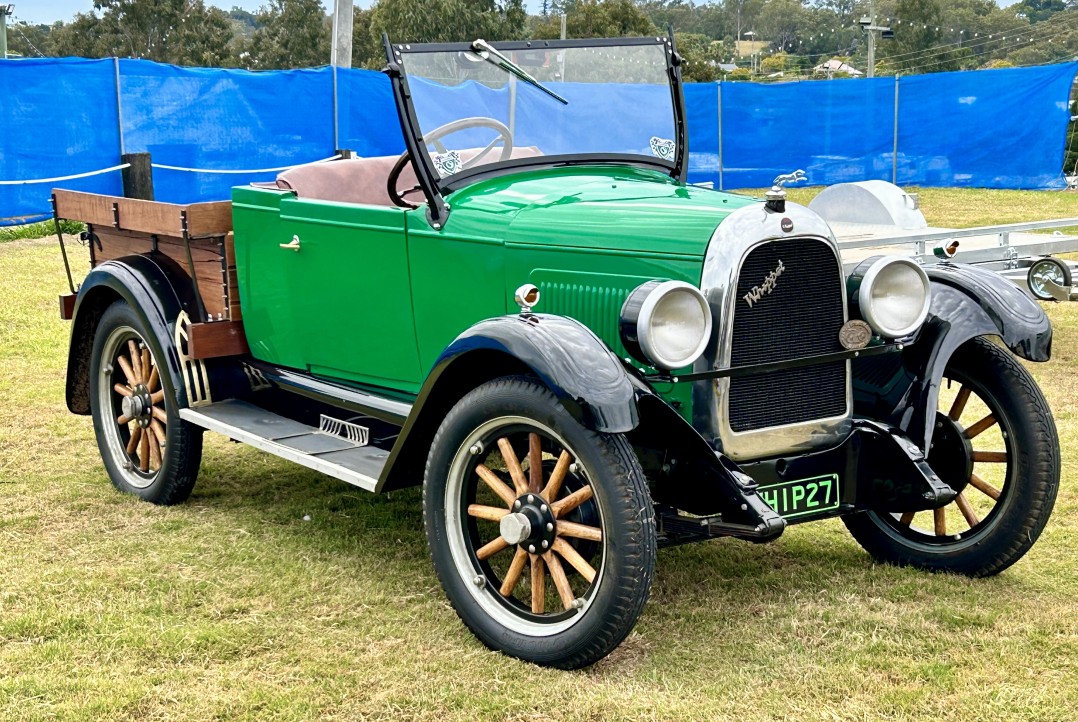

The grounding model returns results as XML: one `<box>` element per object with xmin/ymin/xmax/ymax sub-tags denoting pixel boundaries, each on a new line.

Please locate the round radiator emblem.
<box><xmin>780</xmin><ymin>217</ymin><xmax>794</xmax><ymax>233</ymax></box>
<box><xmin>839</xmin><ymin>320</ymin><xmax>873</xmax><ymax>350</ymax></box>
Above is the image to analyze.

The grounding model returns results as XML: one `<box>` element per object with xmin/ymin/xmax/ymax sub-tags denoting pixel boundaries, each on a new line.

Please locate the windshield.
<box><xmin>394</xmin><ymin>39</ymin><xmax>680</xmax><ymax>184</ymax></box>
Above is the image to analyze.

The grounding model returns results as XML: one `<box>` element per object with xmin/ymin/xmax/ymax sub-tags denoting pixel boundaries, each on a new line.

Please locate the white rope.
<box><xmin>151</xmin><ymin>154</ymin><xmax>342</xmax><ymax>174</ymax></box>
<box><xmin>0</xmin><ymin>163</ymin><xmax>130</xmax><ymax>186</ymax></box>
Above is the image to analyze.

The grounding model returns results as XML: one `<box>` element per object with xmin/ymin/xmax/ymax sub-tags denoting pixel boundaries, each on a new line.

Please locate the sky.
<box><xmin>12</xmin><ymin>0</ymin><xmax>1021</xmax><ymax>26</ymax></box>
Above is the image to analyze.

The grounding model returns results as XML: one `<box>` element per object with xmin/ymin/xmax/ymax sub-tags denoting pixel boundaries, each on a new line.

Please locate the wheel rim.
<box><xmin>98</xmin><ymin>325</ymin><xmax>167</xmax><ymax>489</ymax></box>
<box><xmin>445</xmin><ymin>416</ymin><xmax>606</xmax><ymax>637</ymax></box>
<box><xmin>1029</xmin><ymin>260</ymin><xmax>1065</xmax><ymax>299</ymax></box>
<box><xmin>875</xmin><ymin>366</ymin><xmax>1011</xmax><ymax>548</ymax></box>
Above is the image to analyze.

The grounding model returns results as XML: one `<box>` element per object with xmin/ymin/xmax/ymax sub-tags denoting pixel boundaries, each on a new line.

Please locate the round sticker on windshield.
<box><xmin>433</xmin><ymin>150</ymin><xmax>463</xmax><ymax>177</ymax></box>
<box><xmin>649</xmin><ymin>137</ymin><xmax>675</xmax><ymax>161</ymax></box>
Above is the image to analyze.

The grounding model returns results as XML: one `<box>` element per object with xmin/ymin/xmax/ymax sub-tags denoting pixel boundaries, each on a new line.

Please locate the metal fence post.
<box><xmin>717</xmin><ymin>81</ymin><xmax>724</xmax><ymax>191</ymax></box>
<box><xmin>892</xmin><ymin>74</ymin><xmax>900</xmax><ymax>185</ymax></box>
<box><xmin>113</xmin><ymin>57</ymin><xmax>126</xmax><ymax>157</ymax></box>
<box><xmin>332</xmin><ymin>65</ymin><xmax>340</xmax><ymax>153</ymax></box>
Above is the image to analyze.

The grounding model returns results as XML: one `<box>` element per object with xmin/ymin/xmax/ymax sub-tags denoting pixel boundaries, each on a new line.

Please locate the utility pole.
<box><xmin>0</xmin><ymin>5</ymin><xmax>13</xmax><ymax>61</ymax></box>
<box><xmin>560</xmin><ymin>13</ymin><xmax>566</xmax><ymax>40</ymax></box>
<box><xmin>330</xmin><ymin>0</ymin><xmax>353</xmax><ymax>67</ymax></box>
<box><xmin>859</xmin><ymin>0</ymin><xmax>892</xmax><ymax>78</ymax></box>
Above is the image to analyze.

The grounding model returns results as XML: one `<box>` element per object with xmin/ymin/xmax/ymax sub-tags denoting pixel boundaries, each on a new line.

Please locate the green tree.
<box><xmin>368</xmin><ymin>0</ymin><xmax>525</xmax><ymax>45</ymax></box>
<box><xmin>1013</xmin><ymin>0</ymin><xmax>1067</xmax><ymax>23</ymax></box>
<box><xmin>244</xmin><ymin>0</ymin><xmax>330</xmax><ymax>69</ymax></box>
<box><xmin>675</xmin><ymin>31</ymin><xmax>725</xmax><ymax>81</ymax></box>
<box><xmin>881</xmin><ymin>0</ymin><xmax>962</xmax><ymax>72</ymax></box>
<box><xmin>48</xmin><ymin>0</ymin><xmax>234</xmax><ymax>65</ymax></box>
<box><xmin>4</xmin><ymin>21</ymin><xmax>57</xmax><ymax>58</ymax></box>
<box><xmin>532</xmin><ymin>0</ymin><xmax>656</xmax><ymax>39</ymax></box>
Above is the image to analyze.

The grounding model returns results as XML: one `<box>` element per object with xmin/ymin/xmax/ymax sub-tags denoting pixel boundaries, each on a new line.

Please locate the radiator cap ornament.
<box><xmin>839</xmin><ymin>320</ymin><xmax>873</xmax><ymax>350</ymax></box>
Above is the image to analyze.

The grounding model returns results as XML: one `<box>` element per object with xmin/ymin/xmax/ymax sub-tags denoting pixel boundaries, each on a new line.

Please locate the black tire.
<box><xmin>1027</xmin><ymin>257</ymin><xmax>1071</xmax><ymax>301</ymax></box>
<box><xmin>423</xmin><ymin>376</ymin><xmax>657</xmax><ymax>669</ymax></box>
<box><xmin>88</xmin><ymin>300</ymin><xmax>203</xmax><ymax>505</ymax></box>
<box><xmin>844</xmin><ymin>337</ymin><xmax>1059</xmax><ymax>576</ymax></box>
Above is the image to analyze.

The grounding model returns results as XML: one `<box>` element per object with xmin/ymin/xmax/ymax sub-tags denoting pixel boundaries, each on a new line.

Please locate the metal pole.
<box><xmin>717</xmin><ymin>82</ymin><xmax>724</xmax><ymax>191</ymax></box>
<box><xmin>867</xmin><ymin>0</ymin><xmax>875</xmax><ymax>78</ymax></box>
<box><xmin>331</xmin><ymin>0</ymin><xmax>353</xmax><ymax>67</ymax></box>
<box><xmin>0</xmin><ymin>8</ymin><xmax>8</xmax><ymax>60</ymax></box>
<box><xmin>560</xmin><ymin>13</ymin><xmax>566</xmax><ymax>40</ymax></box>
<box><xmin>332</xmin><ymin>64</ymin><xmax>339</xmax><ymax>152</ymax></box>
<box><xmin>113</xmin><ymin>57</ymin><xmax>126</xmax><ymax>157</ymax></box>
<box><xmin>892</xmin><ymin>75</ymin><xmax>900</xmax><ymax>184</ymax></box>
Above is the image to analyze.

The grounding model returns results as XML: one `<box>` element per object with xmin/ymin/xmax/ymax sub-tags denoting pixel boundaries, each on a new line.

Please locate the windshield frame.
<box><xmin>382</xmin><ymin>34</ymin><xmax>687</xmax><ymax>227</ymax></box>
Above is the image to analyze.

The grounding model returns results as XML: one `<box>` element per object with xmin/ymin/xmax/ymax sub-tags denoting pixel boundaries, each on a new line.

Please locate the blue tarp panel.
<box><xmin>718</xmin><ymin>77</ymin><xmax>898</xmax><ymax>190</ymax></box>
<box><xmin>684</xmin><ymin>82</ymin><xmax>719</xmax><ymax>184</ymax></box>
<box><xmin>336</xmin><ymin>68</ymin><xmax>404</xmax><ymax>157</ymax></box>
<box><xmin>1</xmin><ymin>59</ymin><xmax>1076</xmax><ymax>226</ymax></box>
<box><xmin>896</xmin><ymin>64</ymin><xmax>1077</xmax><ymax>189</ymax></box>
<box><xmin>0</xmin><ymin>58</ymin><xmax>123</xmax><ymax>225</ymax></box>
<box><xmin>119</xmin><ymin>60</ymin><xmax>334</xmax><ymax>204</ymax></box>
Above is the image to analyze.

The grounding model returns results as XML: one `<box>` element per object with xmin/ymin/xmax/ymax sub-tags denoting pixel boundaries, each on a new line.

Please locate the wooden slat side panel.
<box><xmin>53</xmin><ymin>190</ymin><xmax>116</xmax><ymax>227</ymax></box>
<box><xmin>185</xmin><ymin>202</ymin><xmax>233</xmax><ymax>237</ymax></box>
<box><xmin>53</xmin><ymin>191</ymin><xmax>232</xmax><ymax>238</ymax></box>
<box><xmin>92</xmin><ymin>228</ymin><xmax>228</xmax><ymax>319</ymax></box>
<box><xmin>188</xmin><ymin>321</ymin><xmax>250</xmax><ymax>359</ymax></box>
<box><xmin>113</xmin><ymin>197</ymin><xmax>185</xmax><ymax>236</ymax></box>
<box><xmin>223</xmin><ymin>233</ymin><xmax>242</xmax><ymax>321</ymax></box>
<box><xmin>92</xmin><ymin>227</ymin><xmax>152</xmax><ymax>261</ymax></box>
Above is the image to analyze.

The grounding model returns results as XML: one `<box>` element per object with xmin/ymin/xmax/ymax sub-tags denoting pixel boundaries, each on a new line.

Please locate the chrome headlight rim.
<box><xmin>857</xmin><ymin>255</ymin><xmax>931</xmax><ymax>339</ymax></box>
<box><xmin>621</xmin><ymin>280</ymin><xmax>713</xmax><ymax>371</ymax></box>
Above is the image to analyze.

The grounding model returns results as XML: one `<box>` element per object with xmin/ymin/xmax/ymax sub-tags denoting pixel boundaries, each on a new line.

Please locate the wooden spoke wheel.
<box><xmin>844</xmin><ymin>337</ymin><xmax>1059</xmax><ymax>576</ymax></box>
<box><xmin>89</xmin><ymin>301</ymin><xmax>202</xmax><ymax>505</ymax></box>
<box><xmin>424</xmin><ymin>377</ymin><xmax>656</xmax><ymax>669</ymax></box>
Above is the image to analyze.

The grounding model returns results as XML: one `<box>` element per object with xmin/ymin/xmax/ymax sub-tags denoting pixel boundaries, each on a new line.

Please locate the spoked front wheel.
<box><xmin>844</xmin><ymin>337</ymin><xmax>1059</xmax><ymax>576</ymax></box>
<box><xmin>424</xmin><ymin>377</ymin><xmax>656</xmax><ymax>669</ymax></box>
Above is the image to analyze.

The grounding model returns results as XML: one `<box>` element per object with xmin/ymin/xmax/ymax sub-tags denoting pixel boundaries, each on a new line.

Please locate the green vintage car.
<box><xmin>58</xmin><ymin>35</ymin><xmax>1060</xmax><ymax>669</ymax></box>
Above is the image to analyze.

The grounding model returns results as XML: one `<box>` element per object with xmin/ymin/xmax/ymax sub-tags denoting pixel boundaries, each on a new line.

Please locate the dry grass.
<box><xmin>3</xmin><ymin>189</ymin><xmax>1078</xmax><ymax>721</ymax></box>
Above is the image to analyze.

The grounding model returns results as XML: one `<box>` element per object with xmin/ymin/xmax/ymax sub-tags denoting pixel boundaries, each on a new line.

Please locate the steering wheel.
<box><xmin>387</xmin><ymin>117</ymin><xmax>514</xmax><ymax>208</ymax></box>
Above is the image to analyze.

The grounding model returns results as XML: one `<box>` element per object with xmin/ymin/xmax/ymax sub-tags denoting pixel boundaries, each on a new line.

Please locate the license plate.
<box><xmin>757</xmin><ymin>474</ymin><xmax>840</xmax><ymax>519</ymax></box>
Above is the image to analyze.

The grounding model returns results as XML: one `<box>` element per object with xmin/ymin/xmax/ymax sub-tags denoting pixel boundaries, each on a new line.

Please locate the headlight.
<box><xmin>850</xmin><ymin>256</ymin><xmax>931</xmax><ymax>338</ymax></box>
<box><xmin>620</xmin><ymin>280</ymin><xmax>713</xmax><ymax>370</ymax></box>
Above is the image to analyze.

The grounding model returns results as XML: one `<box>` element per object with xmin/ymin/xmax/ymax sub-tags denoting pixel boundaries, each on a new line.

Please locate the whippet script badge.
<box><xmin>743</xmin><ymin>260</ymin><xmax>785</xmax><ymax>308</ymax></box>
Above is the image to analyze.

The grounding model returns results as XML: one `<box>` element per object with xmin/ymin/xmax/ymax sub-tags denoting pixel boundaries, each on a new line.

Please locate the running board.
<box><xmin>179</xmin><ymin>399</ymin><xmax>388</xmax><ymax>491</ymax></box>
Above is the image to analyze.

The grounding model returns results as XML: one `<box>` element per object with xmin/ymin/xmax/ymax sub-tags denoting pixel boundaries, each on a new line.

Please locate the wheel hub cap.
<box><xmin>927</xmin><ymin>411</ymin><xmax>973</xmax><ymax>495</ymax></box>
<box><xmin>500</xmin><ymin>513</ymin><xmax>532</xmax><ymax>545</ymax></box>
<box><xmin>509</xmin><ymin>494</ymin><xmax>558</xmax><ymax>551</ymax></box>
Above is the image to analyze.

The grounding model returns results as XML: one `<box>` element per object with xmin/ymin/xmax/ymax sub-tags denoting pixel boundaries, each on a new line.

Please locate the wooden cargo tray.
<box><xmin>54</xmin><ymin>189</ymin><xmax>248</xmax><ymax>359</ymax></box>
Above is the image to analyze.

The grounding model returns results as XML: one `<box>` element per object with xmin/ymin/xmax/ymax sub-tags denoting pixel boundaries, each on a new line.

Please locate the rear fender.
<box><xmin>377</xmin><ymin>313</ymin><xmax>638</xmax><ymax>491</ymax></box>
<box><xmin>854</xmin><ymin>262</ymin><xmax>1051</xmax><ymax>450</ymax></box>
<box><xmin>66</xmin><ymin>255</ymin><xmax>200</xmax><ymax>415</ymax></box>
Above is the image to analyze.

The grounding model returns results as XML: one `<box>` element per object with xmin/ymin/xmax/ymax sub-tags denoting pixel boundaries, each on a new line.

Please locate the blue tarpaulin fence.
<box><xmin>2</xmin><ymin>58</ymin><xmax>1076</xmax><ymax>226</ymax></box>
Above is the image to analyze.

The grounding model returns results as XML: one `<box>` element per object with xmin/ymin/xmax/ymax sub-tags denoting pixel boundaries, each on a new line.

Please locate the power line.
<box><xmin>897</xmin><ymin>19</ymin><xmax>1078</xmax><ymax>71</ymax></box>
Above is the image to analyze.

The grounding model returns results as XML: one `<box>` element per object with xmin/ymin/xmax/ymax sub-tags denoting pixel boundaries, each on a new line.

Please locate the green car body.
<box><xmin>232</xmin><ymin>165</ymin><xmax>754</xmax><ymax>415</ymax></box>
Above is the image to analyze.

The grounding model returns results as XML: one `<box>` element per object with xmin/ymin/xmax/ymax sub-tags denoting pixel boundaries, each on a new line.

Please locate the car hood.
<box><xmin>445</xmin><ymin>166</ymin><xmax>759</xmax><ymax>258</ymax></box>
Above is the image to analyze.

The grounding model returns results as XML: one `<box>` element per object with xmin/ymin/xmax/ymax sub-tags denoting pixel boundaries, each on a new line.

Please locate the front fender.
<box><xmin>437</xmin><ymin>314</ymin><xmax>639</xmax><ymax>432</ymax></box>
<box><xmin>66</xmin><ymin>255</ymin><xmax>195</xmax><ymax>414</ymax></box>
<box><xmin>854</xmin><ymin>262</ymin><xmax>1051</xmax><ymax>451</ymax></box>
<box><xmin>376</xmin><ymin>313</ymin><xmax>638</xmax><ymax>491</ymax></box>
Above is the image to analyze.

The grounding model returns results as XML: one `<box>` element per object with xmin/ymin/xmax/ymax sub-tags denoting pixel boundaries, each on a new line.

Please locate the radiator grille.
<box><xmin>728</xmin><ymin>238</ymin><xmax>847</xmax><ymax>432</ymax></box>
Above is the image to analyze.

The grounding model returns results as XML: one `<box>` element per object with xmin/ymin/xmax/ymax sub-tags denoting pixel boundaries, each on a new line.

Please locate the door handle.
<box><xmin>280</xmin><ymin>235</ymin><xmax>301</xmax><ymax>252</ymax></box>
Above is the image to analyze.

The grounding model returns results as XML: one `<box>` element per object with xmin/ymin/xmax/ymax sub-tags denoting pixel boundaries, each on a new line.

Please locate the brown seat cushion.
<box><xmin>275</xmin><ymin>147</ymin><xmax>543</xmax><ymax>207</ymax></box>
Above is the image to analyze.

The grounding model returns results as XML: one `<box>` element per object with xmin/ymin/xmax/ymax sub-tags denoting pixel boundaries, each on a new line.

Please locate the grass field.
<box><xmin>2</xmin><ymin>188</ymin><xmax>1078</xmax><ymax>721</ymax></box>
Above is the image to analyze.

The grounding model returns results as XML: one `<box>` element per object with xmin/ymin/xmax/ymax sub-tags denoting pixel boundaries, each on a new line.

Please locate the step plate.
<box><xmin>179</xmin><ymin>399</ymin><xmax>386</xmax><ymax>491</ymax></box>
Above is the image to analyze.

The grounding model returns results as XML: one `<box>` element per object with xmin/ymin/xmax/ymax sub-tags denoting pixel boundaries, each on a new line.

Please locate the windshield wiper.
<box><xmin>469</xmin><ymin>39</ymin><xmax>568</xmax><ymax>105</ymax></box>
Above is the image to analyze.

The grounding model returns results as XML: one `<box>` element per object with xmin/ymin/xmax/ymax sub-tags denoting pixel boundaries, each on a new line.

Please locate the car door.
<box><xmin>273</xmin><ymin>197</ymin><xmax>424</xmax><ymax>393</ymax></box>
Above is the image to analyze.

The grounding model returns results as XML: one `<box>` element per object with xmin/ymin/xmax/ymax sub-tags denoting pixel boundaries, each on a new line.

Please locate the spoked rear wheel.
<box><xmin>89</xmin><ymin>301</ymin><xmax>202</xmax><ymax>505</ymax></box>
<box><xmin>424</xmin><ymin>377</ymin><xmax>656</xmax><ymax>669</ymax></box>
<box><xmin>844</xmin><ymin>337</ymin><xmax>1059</xmax><ymax>576</ymax></box>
